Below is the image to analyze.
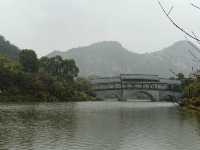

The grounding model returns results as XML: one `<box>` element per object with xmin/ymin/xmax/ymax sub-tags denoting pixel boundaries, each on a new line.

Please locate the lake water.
<box><xmin>0</xmin><ymin>102</ymin><xmax>200</xmax><ymax>150</ymax></box>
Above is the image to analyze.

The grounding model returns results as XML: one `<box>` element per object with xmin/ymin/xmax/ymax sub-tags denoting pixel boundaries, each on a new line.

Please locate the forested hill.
<box><xmin>0</xmin><ymin>35</ymin><xmax>20</xmax><ymax>59</ymax></box>
<box><xmin>47</xmin><ymin>41</ymin><xmax>200</xmax><ymax>77</ymax></box>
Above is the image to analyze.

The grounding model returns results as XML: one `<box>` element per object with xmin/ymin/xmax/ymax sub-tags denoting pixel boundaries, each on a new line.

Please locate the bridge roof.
<box><xmin>90</xmin><ymin>74</ymin><xmax>181</xmax><ymax>85</ymax></box>
<box><xmin>159</xmin><ymin>78</ymin><xmax>181</xmax><ymax>85</ymax></box>
<box><xmin>121</xmin><ymin>74</ymin><xmax>160</xmax><ymax>81</ymax></box>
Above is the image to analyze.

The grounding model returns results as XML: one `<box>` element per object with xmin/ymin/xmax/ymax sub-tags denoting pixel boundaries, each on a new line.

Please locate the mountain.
<box><xmin>47</xmin><ymin>40</ymin><xmax>200</xmax><ymax>77</ymax></box>
<box><xmin>150</xmin><ymin>41</ymin><xmax>200</xmax><ymax>76</ymax></box>
<box><xmin>0</xmin><ymin>35</ymin><xmax>20</xmax><ymax>59</ymax></box>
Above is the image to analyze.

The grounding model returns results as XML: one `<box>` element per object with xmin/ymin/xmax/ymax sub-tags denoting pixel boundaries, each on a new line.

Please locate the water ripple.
<box><xmin>0</xmin><ymin>102</ymin><xmax>199</xmax><ymax>150</ymax></box>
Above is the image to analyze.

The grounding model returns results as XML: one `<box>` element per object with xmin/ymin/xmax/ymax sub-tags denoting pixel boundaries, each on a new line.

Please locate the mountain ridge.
<box><xmin>47</xmin><ymin>40</ymin><xmax>200</xmax><ymax>77</ymax></box>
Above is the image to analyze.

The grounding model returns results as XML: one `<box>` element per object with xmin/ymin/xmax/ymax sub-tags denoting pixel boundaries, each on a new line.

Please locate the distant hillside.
<box><xmin>48</xmin><ymin>41</ymin><xmax>142</xmax><ymax>76</ymax></box>
<box><xmin>0</xmin><ymin>35</ymin><xmax>20</xmax><ymax>59</ymax></box>
<box><xmin>48</xmin><ymin>40</ymin><xmax>200</xmax><ymax>77</ymax></box>
<box><xmin>150</xmin><ymin>41</ymin><xmax>200</xmax><ymax>75</ymax></box>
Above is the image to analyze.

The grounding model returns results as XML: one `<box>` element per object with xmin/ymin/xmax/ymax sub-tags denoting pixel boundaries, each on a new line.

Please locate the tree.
<box><xmin>177</xmin><ymin>73</ymin><xmax>185</xmax><ymax>80</ymax></box>
<box><xmin>62</xmin><ymin>59</ymin><xmax>79</xmax><ymax>81</ymax></box>
<box><xmin>0</xmin><ymin>35</ymin><xmax>20</xmax><ymax>59</ymax></box>
<box><xmin>39</xmin><ymin>56</ymin><xmax>79</xmax><ymax>81</ymax></box>
<box><xmin>19</xmin><ymin>49</ymin><xmax>39</xmax><ymax>73</ymax></box>
<box><xmin>0</xmin><ymin>54</ymin><xmax>23</xmax><ymax>94</ymax></box>
<box><xmin>76</xmin><ymin>77</ymin><xmax>95</xmax><ymax>97</ymax></box>
<box><xmin>39</xmin><ymin>56</ymin><xmax>50</xmax><ymax>73</ymax></box>
<box><xmin>0</xmin><ymin>54</ymin><xmax>22</xmax><ymax>72</ymax></box>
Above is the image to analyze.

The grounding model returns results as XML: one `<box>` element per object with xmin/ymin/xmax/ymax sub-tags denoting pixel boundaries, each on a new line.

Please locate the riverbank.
<box><xmin>181</xmin><ymin>97</ymin><xmax>200</xmax><ymax>113</ymax></box>
<box><xmin>0</xmin><ymin>94</ymin><xmax>97</xmax><ymax>103</ymax></box>
<box><xmin>186</xmin><ymin>105</ymin><xmax>200</xmax><ymax>112</ymax></box>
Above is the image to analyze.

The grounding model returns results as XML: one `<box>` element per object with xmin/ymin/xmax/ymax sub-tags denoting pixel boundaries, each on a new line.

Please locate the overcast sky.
<box><xmin>0</xmin><ymin>0</ymin><xmax>200</xmax><ymax>56</ymax></box>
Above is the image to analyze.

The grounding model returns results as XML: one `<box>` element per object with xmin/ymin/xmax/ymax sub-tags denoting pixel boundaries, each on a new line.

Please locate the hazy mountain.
<box><xmin>150</xmin><ymin>41</ymin><xmax>200</xmax><ymax>76</ymax></box>
<box><xmin>48</xmin><ymin>40</ymin><xmax>200</xmax><ymax>77</ymax></box>
<box><xmin>0</xmin><ymin>35</ymin><xmax>20</xmax><ymax>59</ymax></box>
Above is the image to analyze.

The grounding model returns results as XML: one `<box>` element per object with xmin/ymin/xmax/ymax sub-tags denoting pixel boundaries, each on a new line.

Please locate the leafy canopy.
<box><xmin>39</xmin><ymin>56</ymin><xmax>79</xmax><ymax>81</ymax></box>
<box><xmin>19</xmin><ymin>49</ymin><xmax>39</xmax><ymax>73</ymax></box>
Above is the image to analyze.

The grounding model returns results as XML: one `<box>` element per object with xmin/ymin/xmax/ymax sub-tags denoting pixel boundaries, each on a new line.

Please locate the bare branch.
<box><xmin>158</xmin><ymin>1</ymin><xmax>200</xmax><ymax>42</ymax></box>
<box><xmin>191</xmin><ymin>3</ymin><xmax>200</xmax><ymax>10</ymax></box>
<box><xmin>168</xmin><ymin>6</ymin><xmax>174</xmax><ymax>16</ymax></box>
<box><xmin>184</xmin><ymin>36</ymin><xmax>200</xmax><ymax>53</ymax></box>
<box><xmin>191</xmin><ymin>31</ymin><xmax>200</xmax><ymax>45</ymax></box>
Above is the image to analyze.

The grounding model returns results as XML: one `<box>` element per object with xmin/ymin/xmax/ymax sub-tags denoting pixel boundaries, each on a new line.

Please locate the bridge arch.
<box><xmin>124</xmin><ymin>90</ymin><xmax>156</xmax><ymax>102</ymax></box>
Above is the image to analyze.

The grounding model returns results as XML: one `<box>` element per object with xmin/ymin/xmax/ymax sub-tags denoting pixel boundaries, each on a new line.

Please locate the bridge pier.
<box><xmin>118</xmin><ymin>97</ymin><xmax>127</xmax><ymax>101</ymax></box>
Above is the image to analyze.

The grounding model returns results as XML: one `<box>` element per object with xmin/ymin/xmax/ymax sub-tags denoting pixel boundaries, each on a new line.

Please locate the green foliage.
<box><xmin>184</xmin><ymin>79</ymin><xmax>200</xmax><ymax>97</ymax></box>
<box><xmin>177</xmin><ymin>73</ymin><xmax>185</xmax><ymax>80</ymax></box>
<box><xmin>39</xmin><ymin>56</ymin><xmax>79</xmax><ymax>81</ymax></box>
<box><xmin>19</xmin><ymin>49</ymin><xmax>39</xmax><ymax>73</ymax></box>
<box><xmin>0</xmin><ymin>52</ymin><xmax>95</xmax><ymax>102</ymax></box>
<box><xmin>0</xmin><ymin>55</ymin><xmax>22</xmax><ymax>72</ymax></box>
<box><xmin>0</xmin><ymin>35</ymin><xmax>94</xmax><ymax>102</ymax></box>
<box><xmin>182</xmin><ymin>77</ymin><xmax>200</xmax><ymax>108</ymax></box>
<box><xmin>0</xmin><ymin>35</ymin><xmax>20</xmax><ymax>59</ymax></box>
<box><xmin>75</xmin><ymin>77</ymin><xmax>95</xmax><ymax>97</ymax></box>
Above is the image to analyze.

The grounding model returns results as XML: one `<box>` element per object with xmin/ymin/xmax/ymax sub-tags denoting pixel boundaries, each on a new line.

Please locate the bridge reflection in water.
<box><xmin>90</xmin><ymin>74</ymin><xmax>182</xmax><ymax>102</ymax></box>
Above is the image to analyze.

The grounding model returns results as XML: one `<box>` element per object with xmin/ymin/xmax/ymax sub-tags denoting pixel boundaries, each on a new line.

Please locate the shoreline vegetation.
<box><xmin>0</xmin><ymin>36</ymin><xmax>96</xmax><ymax>102</ymax></box>
<box><xmin>0</xmin><ymin>53</ymin><xmax>96</xmax><ymax>102</ymax></box>
<box><xmin>181</xmin><ymin>97</ymin><xmax>200</xmax><ymax>113</ymax></box>
<box><xmin>180</xmin><ymin>76</ymin><xmax>200</xmax><ymax>113</ymax></box>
